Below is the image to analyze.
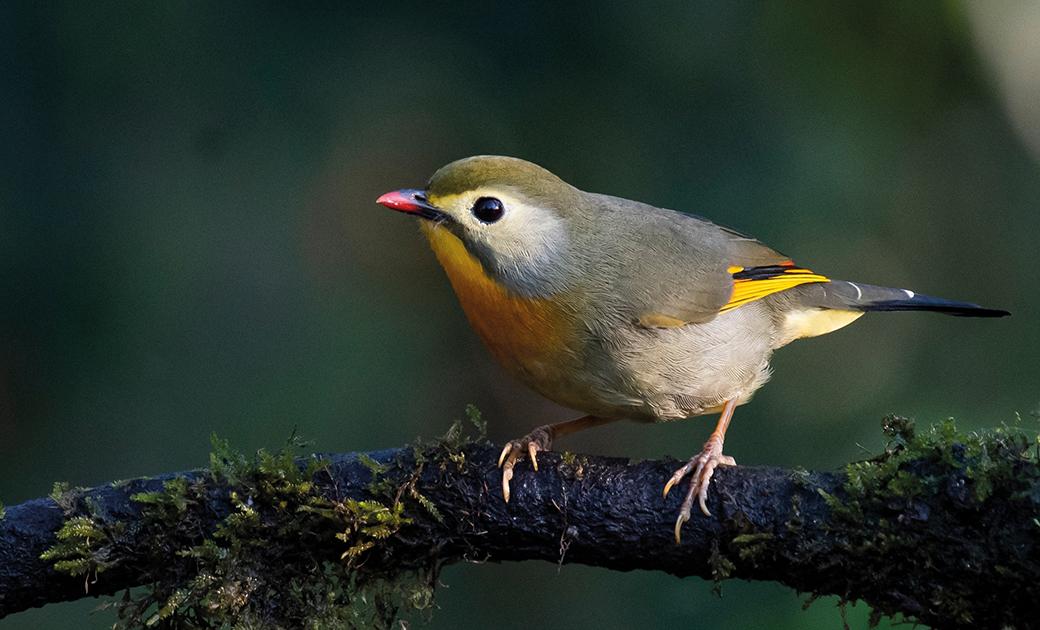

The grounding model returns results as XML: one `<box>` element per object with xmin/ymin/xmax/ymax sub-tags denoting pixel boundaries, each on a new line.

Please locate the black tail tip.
<box><xmin>949</xmin><ymin>307</ymin><xmax>1010</xmax><ymax>318</ymax></box>
<box><xmin>864</xmin><ymin>300</ymin><xmax>1010</xmax><ymax>318</ymax></box>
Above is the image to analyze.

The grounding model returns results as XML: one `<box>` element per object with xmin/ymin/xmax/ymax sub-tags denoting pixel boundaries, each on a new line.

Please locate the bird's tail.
<box><xmin>721</xmin><ymin>263</ymin><xmax>1008</xmax><ymax>344</ymax></box>
<box><xmin>799</xmin><ymin>279</ymin><xmax>1010</xmax><ymax>318</ymax></box>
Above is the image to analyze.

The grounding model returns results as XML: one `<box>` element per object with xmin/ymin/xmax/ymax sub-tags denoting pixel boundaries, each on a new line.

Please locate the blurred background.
<box><xmin>2</xmin><ymin>1</ymin><xmax>1038</xmax><ymax>628</ymax></box>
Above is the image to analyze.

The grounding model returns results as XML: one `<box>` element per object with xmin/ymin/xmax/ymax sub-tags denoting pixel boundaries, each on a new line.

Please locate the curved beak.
<box><xmin>376</xmin><ymin>189</ymin><xmax>451</xmax><ymax>222</ymax></box>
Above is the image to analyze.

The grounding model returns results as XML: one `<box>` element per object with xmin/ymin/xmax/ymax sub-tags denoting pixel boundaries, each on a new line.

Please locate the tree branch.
<box><xmin>1</xmin><ymin>418</ymin><xmax>1038</xmax><ymax>628</ymax></box>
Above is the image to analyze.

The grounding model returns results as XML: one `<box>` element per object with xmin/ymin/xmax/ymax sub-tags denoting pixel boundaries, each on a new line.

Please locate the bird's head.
<box><xmin>378</xmin><ymin>156</ymin><xmax>584</xmax><ymax>296</ymax></box>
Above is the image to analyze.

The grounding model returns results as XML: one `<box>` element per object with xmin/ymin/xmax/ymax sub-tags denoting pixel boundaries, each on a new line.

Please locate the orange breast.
<box><xmin>421</xmin><ymin>225</ymin><xmax>572</xmax><ymax>383</ymax></box>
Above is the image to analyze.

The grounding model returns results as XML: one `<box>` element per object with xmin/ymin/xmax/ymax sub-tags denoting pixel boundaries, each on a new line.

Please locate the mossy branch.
<box><xmin>1</xmin><ymin>415</ymin><xmax>1038</xmax><ymax>628</ymax></box>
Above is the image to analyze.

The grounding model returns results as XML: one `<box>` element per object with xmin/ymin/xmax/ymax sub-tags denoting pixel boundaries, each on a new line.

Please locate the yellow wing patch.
<box><xmin>721</xmin><ymin>264</ymin><xmax>830</xmax><ymax>313</ymax></box>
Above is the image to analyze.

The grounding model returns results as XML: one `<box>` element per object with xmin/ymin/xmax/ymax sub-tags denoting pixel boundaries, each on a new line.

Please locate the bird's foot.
<box><xmin>662</xmin><ymin>436</ymin><xmax>736</xmax><ymax>543</ymax></box>
<box><xmin>497</xmin><ymin>425</ymin><xmax>554</xmax><ymax>503</ymax></box>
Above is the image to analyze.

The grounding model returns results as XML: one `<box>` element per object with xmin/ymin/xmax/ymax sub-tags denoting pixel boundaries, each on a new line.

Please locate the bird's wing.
<box><xmin>630</xmin><ymin>209</ymin><xmax>827</xmax><ymax>326</ymax></box>
<box><xmin>717</xmin><ymin>223</ymin><xmax>792</xmax><ymax>267</ymax></box>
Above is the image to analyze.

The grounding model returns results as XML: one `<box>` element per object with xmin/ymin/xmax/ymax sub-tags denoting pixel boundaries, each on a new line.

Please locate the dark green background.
<box><xmin>2</xmin><ymin>2</ymin><xmax>1037</xmax><ymax>628</ymax></box>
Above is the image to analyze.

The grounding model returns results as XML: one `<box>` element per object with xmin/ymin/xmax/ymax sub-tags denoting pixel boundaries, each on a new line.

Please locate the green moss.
<box><xmin>835</xmin><ymin>416</ymin><xmax>1037</xmax><ymax>514</ymax></box>
<box><xmin>415</xmin><ymin>403</ymin><xmax>487</xmax><ymax>476</ymax></box>
<box><xmin>730</xmin><ymin>532</ymin><xmax>774</xmax><ymax>562</ymax></box>
<box><xmin>806</xmin><ymin>414</ymin><xmax>1040</xmax><ymax>626</ymax></box>
<box><xmin>39</xmin><ymin>483</ymin><xmax>126</xmax><ymax>590</ymax></box>
<box><xmin>707</xmin><ymin>540</ymin><xmax>735</xmax><ymax>595</ymax></box>
<box><xmin>38</xmin><ymin>406</ymin><xmax>489</xmax><ymax>629</ymax></box>
<box><xmin>39</xmin><ymin>515</ymin><xmax>117</xmax><ymax>578</ymax></box>
<box><xmin>132</xmin><ymin>477</ymin><xmax>193</xmax><ymax>517</ymax></box>
<box><xmin>556</xmin><ymin>451</ymin><xmax>588</xmax><ymax>481</ymax></box>
<box><xmin>49</xmin><ymin>481</ymin><xmax>77</xmax><ymax>511</ymax></box>
<box><xmin>334</xmin><ymin>500</ymin><xmax>411</xmax><ymax>561</ymax></box>
<box><xmin>116</xmin><ymin>436</ymin><xmax>428</xmax><ymax>628</ymax></box>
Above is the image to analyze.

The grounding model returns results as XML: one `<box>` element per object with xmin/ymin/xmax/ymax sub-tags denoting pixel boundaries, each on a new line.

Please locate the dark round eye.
<box><xmin>471</xmin><ymin>197</ymin><xmax>504</xmax><ymax>223</ymax></box>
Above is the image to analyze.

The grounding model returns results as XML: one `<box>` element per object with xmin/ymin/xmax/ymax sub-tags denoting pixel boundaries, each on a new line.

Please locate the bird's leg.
<box><xmin>663</xmin><ymin>398</ymin><xmax>738</xmax><ymax>543</ymax></box>
<box><xmin>498</xmin><ymin>415</ymin><xmax>615</xmax><ymax>502</ymax></box>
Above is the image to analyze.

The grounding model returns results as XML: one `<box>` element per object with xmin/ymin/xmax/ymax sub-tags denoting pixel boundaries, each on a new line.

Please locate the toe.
<box><xmin>691</xmin><ymin>455</ymin><xmax>709</xmax><ymax>487</ymax></box>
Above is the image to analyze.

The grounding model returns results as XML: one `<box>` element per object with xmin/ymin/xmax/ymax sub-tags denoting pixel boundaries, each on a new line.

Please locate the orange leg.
<box><xmin>498</xmin><ymin>415</ymin><xmax>616</xmax><ymax>502</ymax></box>
<box><xmin>663</xmin><ymin>398</ymin><xmax>739</xmax><ymax>543</ymax></box>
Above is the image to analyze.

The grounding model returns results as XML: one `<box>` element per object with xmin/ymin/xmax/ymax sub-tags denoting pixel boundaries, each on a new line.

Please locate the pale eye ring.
<box><xmin>471</xmin><ymin>197</ymin><xmax>504</xmax><ymax>223</ymax></box>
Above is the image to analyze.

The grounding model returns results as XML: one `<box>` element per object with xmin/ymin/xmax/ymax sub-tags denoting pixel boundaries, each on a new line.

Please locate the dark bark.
<box><xmin>0</xmin><ymin>441</ymin><xmax>1037</xmax><ymax>628</ymax></box>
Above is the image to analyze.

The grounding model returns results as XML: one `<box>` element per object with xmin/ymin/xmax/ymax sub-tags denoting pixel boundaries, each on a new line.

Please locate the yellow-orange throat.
<box><xmin>420</xmin><ymin>224</ymin><xmax>571</xmax><ymax>378</ymax></box>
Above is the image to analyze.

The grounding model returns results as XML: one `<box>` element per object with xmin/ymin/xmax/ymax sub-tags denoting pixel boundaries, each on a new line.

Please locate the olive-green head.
<box><xmin>378</xmin><ymin>156</ymin><xmax>585</xmax><ymax>295</ymax></box>
<box><xmin>426</xmin><ymin>155</ymin><xmax>579</xmax><ymax>205</ymax></box>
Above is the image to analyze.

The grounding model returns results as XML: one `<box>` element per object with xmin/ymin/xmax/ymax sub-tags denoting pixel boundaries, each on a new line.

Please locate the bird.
<box><xmin>377</xmin><ymin>155</ymin><xmax>1009</xmax><ymax>542</ymax></box>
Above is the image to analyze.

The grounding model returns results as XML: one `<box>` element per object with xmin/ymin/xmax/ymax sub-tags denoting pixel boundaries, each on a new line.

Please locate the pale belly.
<box><xmin>577</xmin><ymin>304</ymin><xmax>776</xmax><ymax>422</ymax></box>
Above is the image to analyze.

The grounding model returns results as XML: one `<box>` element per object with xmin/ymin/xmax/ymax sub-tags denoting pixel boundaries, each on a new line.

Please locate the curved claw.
<box><xmin>698</xmin><ymin>492</ymin><xmax>713</xmax><ymax>518</ymax></box>
<box><xmin>663</xmin><ymin>461</ymin><xmax>693</xmax><ymax>498</ymax></box>
<box><xmin>501</xmin><ymin>468</ymin><xmax>512</xmax><ymax>503</ymax></box>
<box><xmin>674</xmin><ymin>510</ymin><xmax>690</xmax><ymax>544</ymax></box>
<box><xmin>501</xmin><ymin>449</ymin><xmax>518</xmax><ymax>502</ymax></box>
<box><xmin>528</xmin><ymin>442</ymin><xmax>539</xmax><ymax>471</ymax></box>
<box><xmin>663</xmin><ymin>476</ymin><xmax>677</xmax><ymax>499</ymax></box>
<box><xmin>498</xmin><ymin>443</ymin><xmax>512</xmax><ymax>468</ymax></box>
